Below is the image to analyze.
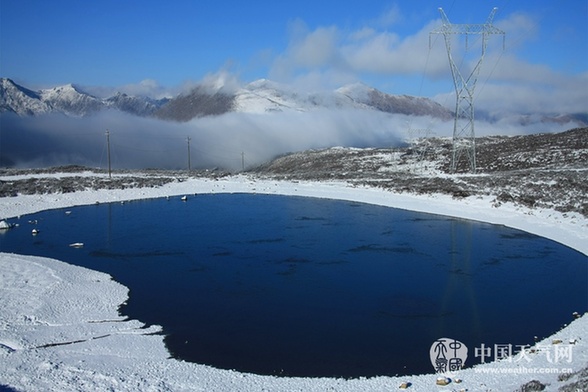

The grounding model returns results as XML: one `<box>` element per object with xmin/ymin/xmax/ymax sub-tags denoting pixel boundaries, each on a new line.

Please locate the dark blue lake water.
<box><xmin>1</xmin><ymin>193</ymin><xmax>586</xmax><ymax>378</ymax></box>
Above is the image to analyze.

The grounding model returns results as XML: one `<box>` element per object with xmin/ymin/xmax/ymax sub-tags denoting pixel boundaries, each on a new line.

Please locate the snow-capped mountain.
<box><xmin>105</xmin><ymin>92</ymin><xmax>170</xmax><ymax>117</ymax></box>
<box><xmin>0</xmin><ymin>78</ymin><xmax>52</xmax><ymax>116</ymax></box>
<box><xmin>337</xmin><ymin>83</ymin><xmax>453</xmax><ymax>119</ymax></box>
<box><xmin>0</xmin><ymin>78</ymin><xmax>168</xmax><ymax>117</ymax></box>
<box><xmin>232</xmin><ymin>79</ymin><xmax>359</xmax><ymax>113</ymax></box>
<box><xmin>232</xmin><ymin>79</ymin><xmax>307</xmax><ymax>113</ymax></box>
<box><xmin>155</xmin><ymin>79</ymin><xmax>454</xmax><ymax>122</ymax></box>
<box><xmin>235</xmin><ymin>79</ymin><xmax>453</xmax><ymax>119</ymax></box>
<box><xmin>39</xmin><ymin>84</ymin><xmax>104</xmax><ymax>117</ymax></box>
<box><xmin>0</xmin><ymin>77</ymin><xmax>455</xmax><ymax>121</ymax></box>
<box><xmin>4</xmin><ymin>77</ymin><xmax>584</xmax><ymax>126</ymax></box>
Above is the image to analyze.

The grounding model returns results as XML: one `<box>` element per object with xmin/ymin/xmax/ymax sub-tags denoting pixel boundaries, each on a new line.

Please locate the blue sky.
<box><xmin>1</xmin><ymin>0</ymin><xmax>587</xmax><ymax>113</ymax></box>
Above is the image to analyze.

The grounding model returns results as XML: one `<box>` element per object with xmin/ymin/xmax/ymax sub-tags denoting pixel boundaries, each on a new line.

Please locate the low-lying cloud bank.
<box><xmin>1</xmin><ymin>109</ymin><xmax>403</xmax><ymax>170</ymax></box>
<box><xmin>0</xmin><ymin>109</ymin><xmax>580</xmax><ymax>170</ymax></box>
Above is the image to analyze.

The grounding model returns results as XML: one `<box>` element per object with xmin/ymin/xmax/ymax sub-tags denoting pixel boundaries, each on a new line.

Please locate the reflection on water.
<box><xmin>1</xmin><ymin>193</ymin><xmax>586</xmax><ymax>378</ymax></box>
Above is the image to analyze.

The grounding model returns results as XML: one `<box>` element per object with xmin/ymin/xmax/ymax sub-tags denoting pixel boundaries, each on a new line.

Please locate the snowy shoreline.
<box><xmin>1</xmin><ymin>174</ymin><xmax>587</xmax><ymax>391</ymax></box>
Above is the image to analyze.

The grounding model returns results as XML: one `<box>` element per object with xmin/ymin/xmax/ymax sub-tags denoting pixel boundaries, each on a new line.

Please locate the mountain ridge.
<box><xmin>1</xmin><ymin>77</ymin><xmax>586</xmax><ymax>127</ymax></box>
<box><xmin>0</xmin><ymin>78</ymin><xmax>169</xmax><ymax>117</ymax></box>
<box><xmin>0</xmin><ymin>78</ymin><xmax>52</xmax><ymax>116</ymax></box>
<box><xmin>1</xmin><ymin>77</ymin><xmax>454</xmax><ymax>121</ymax></box>
<box><xmin>154</xmin><ymin>78</ymin><xmax>456</xmax><ymax>121</ymax></box>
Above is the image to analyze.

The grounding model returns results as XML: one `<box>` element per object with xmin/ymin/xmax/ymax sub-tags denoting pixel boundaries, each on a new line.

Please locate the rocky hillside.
<box><xmin>253</xmin><ymin>127</ymin><xmax>588</xmax><ymax>216</ymax></box>
<box><xmin>1</xmin><ymin>124</ymin><xmax>586</xmax><ymax>217</ymax></box>
<box><xmin>154</xmin><ymin>86</ymin><xmax>235</xmax><ymax>121</ymax></box>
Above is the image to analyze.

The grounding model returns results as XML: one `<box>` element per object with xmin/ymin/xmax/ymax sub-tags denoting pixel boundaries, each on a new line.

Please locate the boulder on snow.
<box><xmin>436</xmin><ymin>376</ymin><xmax>451</xmax><ymax>386</ymax></box>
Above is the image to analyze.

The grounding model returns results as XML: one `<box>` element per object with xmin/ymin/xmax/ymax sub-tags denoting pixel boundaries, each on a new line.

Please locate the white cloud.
<box><xmin>375</xmin><ymin>4</ymin><xmax>403</xmax><ymax>28</ymax></box>
<box><xmin>494</xmin><ymin>12</ymin><xmax>539</xmax><ymax>50</ymax></box>
<box><xmin>349</xmin><ymin>27</ymin><xmax>376</xmax><ymax>42</ymax></box>
<box><xmin>343</xmin><ymin>31</ymin><xmax>402</xmax><ymax>72</ymax></box>
<box><xmin>266</xmin><ymin>6</ymin><xmax>586</xmax><ymax>119</ymax></box>
<box><xmin>474</xmin><ymin>77</ymin><xmax>588</xmax><ymax>115</ymax></box>
<box><xmin>0</xmin><ymin>108</ymin><xmax>406</xmax><ymax>170</ymax></box>
<box><xmin>118</xmin><ymin>79</ymin><xmax>172</xmax><ymax>99</ymax></box>
<box><xmin>269</xmin><ymin>21</ymin><xmax>344</xmax><ymax>86</ymax></box>
<box><xmin>284</xmin><ymin>70</ymin><xmax>358</xmax><ymax>93</ymax></box>
<box><xmin>269</xmin><ymin>18</ymin><xmax>448</xmax><ymax>89</ymax></box>
<box><xmin>199</xmin><ymin>69</ymin><xmax>243</xmax><ymax>93</ymax></box>
<box><xmin>344</xmin><ymin>20</ymin><xmax>452</xmax><ymax>77</ymax></box>
<box><xmin>291</xmin><ymin>26</ymin><xmax>340</xmax><ymax>68</ymax></box>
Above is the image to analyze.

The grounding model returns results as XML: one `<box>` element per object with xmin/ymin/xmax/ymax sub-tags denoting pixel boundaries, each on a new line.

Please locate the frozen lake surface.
<box><xmin>1</xmin><ymin>193</ymin><xmax>586</xmax><ymax>377</ymax></box>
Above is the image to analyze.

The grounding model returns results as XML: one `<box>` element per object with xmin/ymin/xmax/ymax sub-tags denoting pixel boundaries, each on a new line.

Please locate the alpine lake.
<box><xmin>1</xmin><ymin>193</ymin><xmax>586</xmax><ymax>378</ymax></box>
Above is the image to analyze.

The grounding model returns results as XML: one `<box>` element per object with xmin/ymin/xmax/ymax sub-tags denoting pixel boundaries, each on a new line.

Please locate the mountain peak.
<box><xmin>111</xmin><ymin>91</ymin><xmax>129</xmax><ymax>98</ymax></box>
<box><xmin>0</xmin><ymin>77</ymin><xmax>453</xmax><ymax>120</ymax></box>
<box><xmin>37</xmin><ymin>84</ymin><xmax>102</xmax><ymax>116</ymax></box>
<box><xmin>40</xmin><ymin>83</ymin><xmax>93</xmax><ymax>97</ymax></box>
<box><xmin>1</xmin><ymin>78</ymin><xmax>17</xmax><ymax>87</ymax></box>
<box><xmin>1</xmin><ymin>77</ymin><xmax>39</xmax><ymax>97</ymax></box>
<box><xmin>1</xmin><ymin>79</ymin><xmax>170</xmax><ymax>117</ymax></box>
<box><xmin>245</xmin><ymin>79</ymin><xmax>284</xmax><ymax>90</ymax></box>
<box><xmin>0</xmin><ymin>78</ymin><xmax>51</xmax><ymax>115</ymax></box>
<box><xmin>336</xmin><ymin>83</ymin><xmax>375</xmax><ymax>101</ymax></box>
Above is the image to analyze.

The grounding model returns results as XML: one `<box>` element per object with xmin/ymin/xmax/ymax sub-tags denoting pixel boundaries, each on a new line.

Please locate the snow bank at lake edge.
<box><xmin>2</xmin><ymin>174</ymin><xmax>586</xmax><ymax>255</ymax></box>
<box><xmin>1</xmin><ymin>174</ymin><xmax>587</xmax><ymax>391</ymax></box>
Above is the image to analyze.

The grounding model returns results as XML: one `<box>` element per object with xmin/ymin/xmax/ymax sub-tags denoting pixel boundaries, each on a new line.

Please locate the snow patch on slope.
<box><xmin>233</xmin><ymin>79</ymin><xmax>310</xmax><ymax>113</ymax></box>
<box><xmin>230</xmin><ymin>80</ymin><xmax>410</xmax><ymax>114</ymax></box>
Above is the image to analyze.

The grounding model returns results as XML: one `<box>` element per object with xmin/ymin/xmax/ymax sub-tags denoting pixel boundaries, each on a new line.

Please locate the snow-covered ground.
<box><xmin>1</xmin><ymin>174</ymin><xmax>587</xmax><ymax>391</ymax></box>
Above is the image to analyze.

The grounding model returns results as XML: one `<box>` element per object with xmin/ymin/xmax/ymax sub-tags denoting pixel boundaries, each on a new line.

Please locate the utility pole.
<box><xmin>105</xmin><ymin>129</ymin><xmax>111</xmax><ymax>178</ymax></box>
<box><xmin>186</xmin><ymin>137</ymin><xmax>192</xmax><ymax>172</ymax></box>
<box><xmin>430</xmin><ymin>8</ymin><xmax>504</xmax><ymax>173</ymax></box>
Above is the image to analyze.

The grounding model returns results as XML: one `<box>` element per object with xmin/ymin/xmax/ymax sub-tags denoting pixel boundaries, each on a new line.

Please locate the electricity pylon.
<box><xmin>406</xmin><ymin>121</ymin><xmax>433</xmax><ymax>167</ymax></box>
<box><xmin>431</xmin><ymin>8</ymin><xmax>504</xmax><ymax>173</ymax></box>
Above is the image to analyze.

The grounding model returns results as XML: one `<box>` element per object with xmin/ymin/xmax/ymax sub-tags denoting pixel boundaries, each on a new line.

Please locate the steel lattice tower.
<box><xmin>431</xmin><ymin>8</ymin><xmax>504</xmax><ymax>173</ymax></box>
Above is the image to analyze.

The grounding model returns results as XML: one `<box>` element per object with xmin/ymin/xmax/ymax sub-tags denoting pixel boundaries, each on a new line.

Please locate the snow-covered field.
<box><xmin>1</xmin><ymin>173</ymin><xmax>587</xmax><ymax>391</ymax></box>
